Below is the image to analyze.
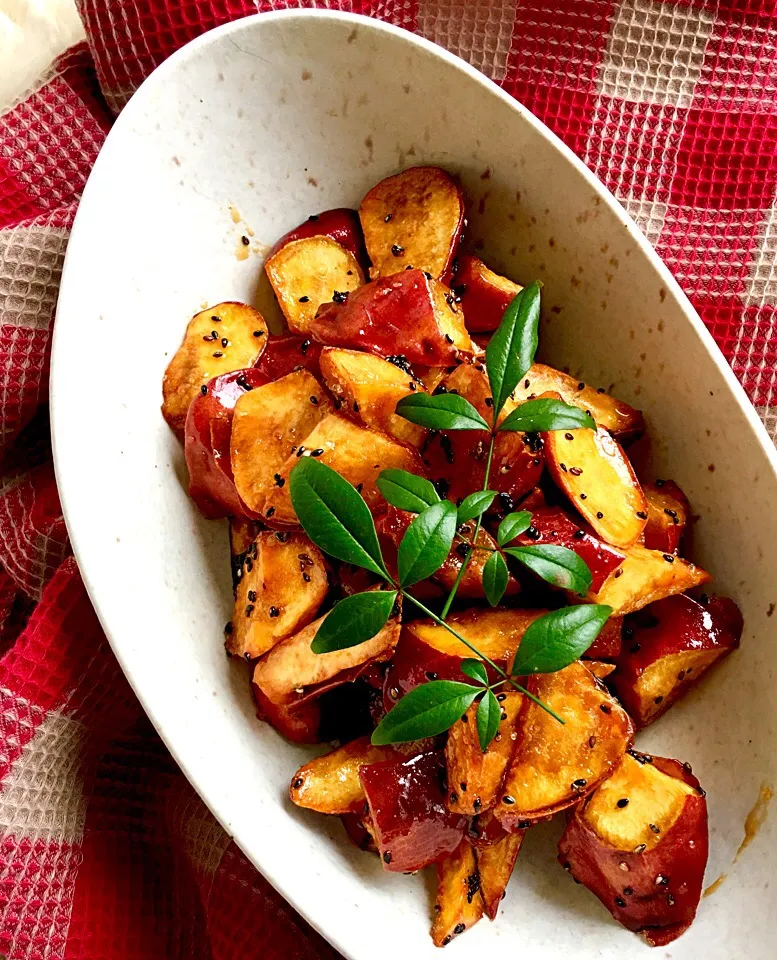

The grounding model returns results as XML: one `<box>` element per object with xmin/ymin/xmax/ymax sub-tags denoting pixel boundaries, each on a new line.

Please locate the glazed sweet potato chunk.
<box><xmin>310</xmin><ymin>270</ymin><xmax>472</xmax><ymax>365</ymax></box>
<box><xmin>253</xmin><ymin>334</ymin><xmax>322</xmax><ymax>381</ymax></box>
<box><xmin>512</xmin><ymin>364</ymin><xmax>644</xmax><ymax>441</ymax></box>
<box><xmin>162</xmin><ymin>302</ymin><xmax>268</xmax><ymax>433</ymax></box>
<box><xmin>227</xmin><ymin>531</ymin><xmax>328</xmax><ymax>660</ymax></box>
<box><xmin>252</xmin><ymin>599</ymin><xmax>400</xmax><ymax>706</ymax></box>
<box><xmin>642</xmin><ymin>480</ymin><xmax>689</xmax><ymax>554</ymax></box>
<box><xmin>230</xmin><ymin>369</ymin><xmax>331</xmax><ymax>518</ymax></box>
<box><xmin>586</xmin><ymin>544</ymin><xmax>710</xmax><ymax>615</ymax></box>
<box><xmin>610</xmin><ymin>594</ymin><xmax>742</xmax><ymax>727</ymax></box>
<box><xmin>269</xmin><ymin>207</ymin><xmax>366</xmax><ymax>264</ymax></box>
<box><xmin>558</xmin><ymin>753</ymin><xmax>707</xmax><ymax>946</ymax></box>
<box><xmin>497</xmin><ymin>661</ymin><xmax>633</xmax><ymax>828</ymax></box>
<box><xmin>584</xmin><ymin>660</ymin><xmax>617</xmax><ymax>680</ymax></box>
<box><xmin>264</xmin><ymin>414</ymin><xmax>424</xmax><ymax>525</ymax></box>
<box><xmin>359</xmin><ymin>166</ymin><xmax>464</xmax><ymax>280</ymax></box>
<box><xmin>431</xmin><ymin>840</ymin><xmax>484</xmax><ymax>947</ymax></box>
<box><xmin>477</xmin><ymin>830</ymin><xmax>524</xmax><ymax>920</ymax></box>
<box><xmin>446</xmin><ymin>692</ymin><xmax>523</xmax><ymax>815</ymax></box>
<box><xmin>319</xmin><ymin>348</ymin><xmax>426</xmax><ymax>447</ymax></box>
<box><xmin>265</xmin><ymin>236</ymin><xmax>365</xmax><ymax>335</ymax></box>
<box><xmin>289</xmin><ymin>736</ymin><xmax>399</xmax><ymax>814</ymax></box>
<box><xmin>584</xmin><ymin>615</ymin><xmax>623</xmax><ymax>660</ymax></box>
<box><xmin>545</xmin><ymin>426</ymin><xmax>648</xmax><ymax>548</ymax></box>
<box><xmin>252</xmin><ymin>682</ymin><xmax>321</xmax><ymax>744</ymax></box>
<box><xmin>454</xmin><ymin>255</ymin><xmax>522</xmax><ymax>333</ymax></box>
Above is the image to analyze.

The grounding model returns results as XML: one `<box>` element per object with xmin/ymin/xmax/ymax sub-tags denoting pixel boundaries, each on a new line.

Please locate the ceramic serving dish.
<box><xmin>51</xmin><ymin>10</ymin><xmax>777</xmax><ymax>958</ymax></box>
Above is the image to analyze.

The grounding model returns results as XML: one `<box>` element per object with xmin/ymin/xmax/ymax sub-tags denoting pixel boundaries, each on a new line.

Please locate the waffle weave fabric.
<box><xmin>0</xmin><ymin>1</ymin><xmax>775</xmax><ymax>956</ymax></box>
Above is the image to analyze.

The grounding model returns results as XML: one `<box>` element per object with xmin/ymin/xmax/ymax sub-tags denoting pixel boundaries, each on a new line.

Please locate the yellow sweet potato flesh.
<box><xmin>633</xmin><ymin>648</ymin><xmax>724</xmax><ymax>724</ymax></box>
<box><xmin>477</xmin><ymin>831</ymin><xmax>524</xmax><ymax>920</ymax></box>
<box><xmin>407</xmin><ymin>608</ymin><xmax>546</xmax><ymax>666</ymax></box>
<box><xmin>162</xmin><ymin>302</ymin><xmax>267</xmax><ymax>433</ymax></box>
<box><xmin>431</xmin><ymin>840</ymin><xmax>484</xmax><ymax>947</ymax></box>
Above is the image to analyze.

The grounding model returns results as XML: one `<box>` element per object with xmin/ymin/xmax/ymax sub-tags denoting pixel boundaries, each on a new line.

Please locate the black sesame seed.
<box><xmin>296</xmin><ymin>446</ymin><xmax>306</xmax><ymax>457</ymax></box>
<box><xmin>650</xmin><ymin>823</ymin><xmax>661</xmax><ymax>834</ymax></box>
<box><xmin>212</xmin><ymin>351</ymin><xmax>223</xmax><ymax>358</ymax></box>
<box><xmin>353</xmin><ymin>401</ymin><xmax>360</xmax><ymax>412</ymax></box>
<box><xmin>332</xmin><ymin>290</ymin><xmax>349</xmax><ymax>304</ymax></box>
<box><xmin>636</xmin><ymin>510</ymin><xmax>647</xmax><ymax>519</ymax></box>
<box><xmin>473</xmin><ymin>797</ymin><xmax>482</xmax><ymax>811</ymax></box>
<box><xmin>408</xmin><ymin>381</ymin><xmax>417</xmax><ymax>391</ymax></box>
<box><xmin>460</xmin><ymin>782</ymin><xmax>467</xmax><ymax>792</ymax></box>
<box><xmin>310</xmin><ymin>448</ymin><xmax>325</xmax><ymax>457</ymax></box>
<box><xmin>384</xmin><ymin>214</ymin><xmax>392</xmax><ymax>222</ymax></box>
<box><xmin>683</xmin><ymin>761</ymin><xmax>693</xmax><ymax>774</ymax></box>
<box><xmin>524</xmin><ymin>379</ymin><xmax>530</xmax><ymax>389</ymax></box>
<box><xmin>615</xmin><ymin>897</ymin><xmax>626</xmax><ymax>908</ymax></box>
<box><xmin>570</xmin><ymin>466</ymin><xmax>583</xmax><ymax>476</ymax></box>
<box><xmin>614</xmin><ymin>568</ymin><xmax>624</xmax><ymax>578</ymax></box>
<box><xmin>266</xmin><ymin>507</ymin><xmax>276</xmax><ymax>518</ymax></box>
<box><xmin>617</xmin><ymin>798</ymin><xmax>629</xmax><ymax>808</ymax></box>
<box><xmin>244</xmin><ymin>559</ymin><xmax>253</xmax><ymax>572</ymax></box>
<box><xmin>200</xmin><ymin>384</ymin><xmax>208</xmax><ymax>395</ymax></box>
<box><xmin>623</xmin><ymin>886</ymin><xmax>633</xmax><ymax>896</ymax></box>
<box><xmin>444</xmin><ymin>334</ymin><xmax>454</xmax><ymax>344</ymax></box>
<box><xmin>273</xmin><ymin>474</ymin><xmax>285</xmax><ymax>487</ymax></box>
<box><xmin>496</xmin><ymin>693</ymin><xmax>507</xmax><ymax>702</ymax></box>
<box><xmin>526</xmin><ymin>525</ymin><xmax>541</xmax><ymax>541</ymax></box>
<box><xmin>656</xmin><ymin>874</ymin><xmax>669</xmax><ymax>886</ymax></box>
<box><xmin>696</xmin><ymin>786</ymin><xmax>707</xmax><ymax>798</ymax></box>
<box><xmin>502</xmin><ymin>795</ymin><xmax>515</xmax><ymax>805</ymax></box>
<box><xmin>663</xmin><ymin>554</ymin><xmax>675</xmax><ymax>563</ymax></box>
<box><xmin>298</xmin><ymin>295</ymin><xmax>310</xmax><ymax>303</ymax></box>
<box><xmin>580</xmin><ymin>493</ymin><xmax>587</xmax><ymax>500</ymax></box>
<box><xmin>442</xmin><ymin>936</ymin><xmax>451</xmax><ymax>947</ymax></box>
<box><xmin>391</xmin><ymin>244</ymin><xmax>404</xmax><ymax>257</ymax></box>
<box><xmin>211</xmin><ymin>315</ymin><xmax>221</xmax><ymax>322</ymax></box>
<box><xmin>574</xmin><ymin>529</ymin><xmax>585</xmax><ymax>539</ymax></box>
<box><xmin>241</xmin><ymin>235</ymin><xmax>250</xmax><ymax>246</ymax></box>
<box><xmin>244</xmin><ymin>651</ymin><xmax>251</xmax><ymax>661</ymax></box>
<box><xmin>245</xmin><ymin>604</ymin><xmax>254</xmax><ymax>616</ymax></box>
<box><xmin>450</xmin><ymin>792</ymin><xmax>458</xmax><ymax>805</ymax></box>
<box><xmin>588</xmin><ymin>735</ymin><xmax>597</xmax><ymax>748</ymax></box>
<box><xmin>453</xmin><ymin>923</ymin><xmax>466</xmax><ymax>935</ymax></box>
<box><xmin>292</xmin><ymin>777</ymin><xmax>304</xmax><ymax>788</ymax></box>
<box><xmin>224</xmin><ymin>621</ymin><xmax>233</xmax><ymax>635</ymax></box>
<box><xmin>667</xmin><ymin>893</ymin><xmax>676</xmax><ymax>906</ymax></box>
<box><xmin>383</xmin><ymin>851</ymin><xmax>392</xmax><ymax>864</ymax></box>
<box><xmin>572</xmin><ymin>778</ymin><xmax>588</xmax><ymax>790</ymax></box>
<box><xmin>236</xmin><ymin>374</ymin><xmax>252</xmax><ymax>391</ymax></box>
<box><xmin>596</xmin><ymin>511</ymin><xmax>604</xmax><ymax>519</ymax></box>
<box><xmin>633</xmin><ymin>843</ymin><xmax>647</xmax><ymax>854</ymax></box>
<box><xmin>565</xmin><ymin>432</ymin><xmax>574</xmax><ymax>441</ymax></box>
<box><xmin>302</xmin><ymin>573</ymin><xmax>311</xmax><ymax>582</ymax></box>
<box><xmin>654</xmin><ymin>695</ymin><xmax>664</xmax><ymax>704</ymax></box>
<box><xmin>275</xmin><ymin>532</ymin><xmax>290</xmax><ymax>543</ymax></box>
<box><xmin>485</xmin><ymin>397</ymin><xmax>494</xmax><ymax>407</ymax></box>
<box><xmin>461</xmin><ymin>714</ymin><xmax>468</xmax><ymax>723</ymax></box>
<box><xmin>269</xmin><ymin>606</ymin><xmax>280</xmax><ymax>618</ymax></box>
<box><xmin>600</xmin><ymin>703</ymin><xmax>611</xmax><ymax>714</ymax></box>
<box><xmin>560</xmin><ymin>463</ymin><xmax>568</xmax><ymax>473</ymax></box>
<box><xmin>308</xmin><ymin>215</ymin><xmax>320</xmax><ymax>222</ymax></box>
<box><xmin>248</xmin><ymin>590</ymin><xmax>257</xmax><ymax>602</ymax></box>
<box><xmin>630</xmin><ymin>642</ymin><xmax>641</xmax><ymax>653</ymax></box>
<box><xmin>253</xmin><ymin>330</ymin><xmax>265</xmax><ymax>337</ymax></box>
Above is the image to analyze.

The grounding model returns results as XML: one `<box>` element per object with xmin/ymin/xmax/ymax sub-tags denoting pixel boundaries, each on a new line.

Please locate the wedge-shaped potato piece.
<box><xmin>512</xmin><ymin>363</ymin><xmax>644</xmax><ymax>441</ymax></box>
<box><xmin>289</xmin><ymin>736</ymin><xmax>398</xmax><ymax>814</ymax></box>
<box><xmin>320</xmin><ymin>348</ymin><xmax>426</xmax><ymax>447</ymax></box>
<box><xmin>586</xmin><ymin>543</ymin><xmax>710</xmax><ymax>615</ymax></box>
<box><xmin>585</xmin><ymin>615</ymin><xmax>623</xmax><ymax>660</ymax></box>
<box><xmin>585</xmin><ymin>660</ymin><xmax>617</xmax><ymax>680</ymax></box>
<box><xmin>558</xmin><ymin>753</ymin><xmax>707</xmax><ymax>946</ymax></box>
<box><xmin>265</xmin><ymin>236</ymin><xmax>365</xmax><ymax>334</ymax></box>
<box><xmin>431</xmin><ymin>840</ymin><xmax>484</xmax><ymax>947</ymax></box>
<box><xmin>545</xmin><ymin>426</ymin><xmax>647</xmax><ymax>548</ymax></box>
<box><xmin>477</xmin><ymin>831</ymin><xmax>524</xmax><ymax>920</ymax></box>
<box><xmin>230</xmin><ymin>369</ymin><xmax>331</xmax><ymax>517</ymax></box>
<box><xmin>359</xmin><ymin>166</ymin><xmax>464</xmax><ymax>280</ymax></box>
<box><xmin>264</xmin><ymin>414</ymin><xmax>424</xmax><ymax>525</ymax></box>
<box><xmin>270</xmin><ymin>207</ymin><xmax>366</xmax><ymax>264</ymax></box>
<box><xmin>162</xmin><ymin>302</ymin><xmax>268</xmax><ymax>433</ymax></box>
<box><xmin>252</xmin><ymin>597</ymin><xmax>400</xmax><ymax>706</ymax></box>
<box><xmin>360</xmin><ymin>751</ymin><xmax>467</xmax><ymax>873</ymax></box>
<box><xmin>252</xmin><ymin>682</ymin><xmax>322</xmax><ymax>743</ymax></box>
<box><xmin>454</xmin><ymin>255</ymin><xmax>522</xmax><ymax>333</ymax></box>
<box><xmin>311</xmin><ymin>269</ymin><xmax>472</xmax><ymax>365</ymax></box>
<box><xmin>227</xmin><ymin>531</ymin><xmax>328</xmax><ymax>660</ymax></box>
<box><xmin>254</xmin><ymin>334</ymin><xmax>322</xmax><ymax>381</ymax></box>
<box><xmin>497</xmin><ymin>661</ymin><xmax>633</xmax><ymax>828</ymax></box>
<box><xmin>422</xmin><ymin>363</ymin><xmax>543</xmax><ymax>505</ymax></box>
<box><xmin>446</xmin><ymin>692</ymin><xmax>523</xmax><ymax>815</ymax></box>
<box><xmin>467</xmin><ymin>809</ymin><xmax>510</xmax><ymax>848</ymax></box>
<box><xmin>611</xmin><ymin>594</ymin><xmax>741</xmax><ymax>727</ymax></box>
<box><xmin>642</xmin><ymin>480</ymin><xmax>689</xmax><ymax>554</ymax></box>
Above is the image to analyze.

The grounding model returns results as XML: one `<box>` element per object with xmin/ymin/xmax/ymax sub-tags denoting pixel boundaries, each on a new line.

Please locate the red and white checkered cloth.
<box><xmin>1</xmin><ymin>0</ymin><xmax>776</xmax><ymax>956</ymax></box>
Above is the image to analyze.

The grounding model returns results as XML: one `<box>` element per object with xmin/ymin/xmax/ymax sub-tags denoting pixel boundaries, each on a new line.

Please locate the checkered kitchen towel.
<box><xmin>1</xmin><ymin>0</ymin><xmax>776</xmax><ymax>956</ymax></box>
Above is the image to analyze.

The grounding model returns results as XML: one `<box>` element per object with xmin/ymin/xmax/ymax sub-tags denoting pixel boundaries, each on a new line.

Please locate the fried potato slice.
<box><xmin>230</xmin><ymin>369</ymin><xmax>331</xmax><ymax>517</ymax></box>
<box><xmin>227</xmin><ymin>531</ymin><xmax>328</xmax><ymax>659</ymax></box>
<box><xmin>477</xmin><ymin>830</ymin><xmax>524</xmax><ymax>920</ymax></box>
<box><xmin>642</xmin><ymin>480</ymin><xmax>689</xmax><ymax>554</ymax></box>
<box><xmin>407</xmin><ymin>608</ymin><xmax>546</xmax><ymax>667</ymax></box>
<box><xmin>455</xmin><ymin>255</ymin><xmax>522</xmax><ymax>333</ymax></box>
<box><xmin>359</xmin><ymin>166</ymin><xmax>464</xmax><ymax>280</ymax></box>
<box><xmin>162</xmin><ymin>302</ymin><xmax>268</xmax><ymax>433</ymax></box>
<box><xmin>265</xmin><ymin>236</ymin><xmax>365</xmax><ymax>334</ymax></box>
<box><xmin>430</xmin><ymin>840</ymin><xmax>484</xmax><ymax>947</ymax></box>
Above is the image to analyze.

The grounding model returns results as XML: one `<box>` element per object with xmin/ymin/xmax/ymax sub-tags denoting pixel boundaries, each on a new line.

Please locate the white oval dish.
<box><xmin>51</xmin><ymin>10</ymin><xmax>777</xmax><ymax>959</ymax></box>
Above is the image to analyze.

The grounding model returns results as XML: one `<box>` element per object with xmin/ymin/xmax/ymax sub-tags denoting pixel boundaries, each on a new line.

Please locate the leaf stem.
<box><xmin>401</xmin><ymin>590</ymin><xmax>565</xmax><ymax>724</ymax></box>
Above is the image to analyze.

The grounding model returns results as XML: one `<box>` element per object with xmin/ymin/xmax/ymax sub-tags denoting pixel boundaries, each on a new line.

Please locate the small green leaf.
<box><xmin>486</xmin><ymin>282</ymin><xmax>541</xmax><ymax>417</ymax></box>
<box><xmin>483</xmin><ymin>550</ymin><xmax>509</xmax><ymax>607</ymax></box>
<box><xmin>310</xmin><ymin>590</ymin><xmax>398</xmax><ymax>654</ymax></box>
<box><xmin>290</xmin><ymin>459</ymin><xmax>387</xmax><ymax>577</ymax></box>
<box><xmin>376</xmin><ymin>469</ymin><xmax>440</xmax><ymax>513</ymax></box>
<box><xmin>456</xmin><ymin>490</ymin><xmax>497</xmax><ymax>524</ymax></box>
<box><xmin>511</xmin><ymin>604</ymin><xmax>613</xmax><ymax>676</ymax></box>
<box><xmin>460</xmin><ymin>658</ymin><xmax>489</xmax><ymax>686</ymax></box>
<box><xmin>397</xmin><ymin>500</ymin><xmax>457</xmax><ymax>586</ymax></box>
<box><xmin>395</xmin><ymin>392</ymin><xmax>490</xmax><ymax>431</ymax></box>
<box><xmin>476</xmin><ymin>689</ymin><xmax>501</xmax><ymax>751</ymax></box>
<box><xmin>504</xmin><ymin>544</ymin><xmax>592</xmax><ymax>594</ymax></box>
<box><xmin>497</xmin><ymin>511</ymin><xmax>533</xmax><ymax>547</ymax></box>
<box><xmin>371</xmin><ymin>680</ymin><xmax>480</xmax><ymax>744</ymax></box>
<box><xmin>498</xmin><ymin>398</ymin><xmax>596</xmax><ymax>433</ymax></box>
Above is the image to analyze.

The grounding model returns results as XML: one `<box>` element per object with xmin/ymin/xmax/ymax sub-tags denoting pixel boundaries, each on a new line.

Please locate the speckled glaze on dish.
<box><xmin>51</xmin><ymin>11</ymin><xmax>777</xmax><ymax>960</ymax></box>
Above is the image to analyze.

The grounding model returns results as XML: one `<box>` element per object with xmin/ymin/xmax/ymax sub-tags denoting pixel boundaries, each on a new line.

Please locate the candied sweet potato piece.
<box><xmin>252</xmin><ymin>682</ymin><xmax>321</xmax><ymax>743</ymax></box>
<box><xmin>446</xmin><ymin>691</ymin><xmax>523</xmax><ymax>815</ymax></box>
<box><xmin>610</xmin><ymin>594</ymin><xmax>741</xmax><ymax>728</ymax></box>
<box><xmin>497</xmin><ymin>661</ymin><xmax>633</xmax><ymax>828</ymax></box>
<box><xmin>587</xmin><ymin>544</ymin><xmax>710</xmax><ymax>615</ymax></box>
<box><xmin>264</xmin><ymin>414</ymin><xmax>424</xmax><ymax>525</ymax></box>
<box><xmin>512</xmin><ymin>364</ymin><xmax>644</xmax><ymax>441</ymax></box>
<box><xmin>558</xmin><ymin>753</ymin><xmax>707</xmax><ymax>946</ymax></box>
<box><xmin>545</xmin><ymin>426</ymin><xmax>648</xmax><ymax>548</ymax></box>
<box><xmin>585</xmin><ymin>615</ymin><xmax>623</xmax><ymax>660</ymax></box>
<box><xmin>163</xmin><ymin>303</ymin><xmax>268</xmax><ymax>434</ymax></box>
<box><xmin>477</xmin><ymin>830</ymin><xmax>524</xmax><ymax>920</ymax></box>
<box><xmin>265</xmin><ymin>236</ymin><xmax>365</xmax><ymax>335</ymax></box>
<box><xmin>253</xmin><ymin>334</ymin><xmax>322</xmax><ymax>381</ymax></box>
<box><xmin>289</xmin><ymin>736</ymin><xmax>399</xmax><ymax>814</ymax></box>
<box><xmin>431</xmin><ymin>840</ymin><xmax>484</xmax><ymax>947</ymax></box>
<box><xmin>585</xmin><ymin>660</ymin><xmax>617</xmax><ymax>680</ymax></box>
<box><xmin>454</xmin><ymin>255</ymin><xmax>522</xmax><ymax>333</ymax></box>
<box><xmin>310</xmin><ymin>269</ymin><xmax>472</xmax><ymax>365</ymax></box>
<box><xmin>227</xmin><ymin>531</ymin><xmax>328</xmax><ymax>660</ymax></box>
<box><xmin>341</xmin><ymin>811</ymin><xmax>379</xmax><ymax>853</ymax></box>
<box><xmin>320</xmin><ymin>347</ymin><xmax>426</xmax><ymax>447</ymax></box>
<box><xmin>269</xmin><ymin>208</ymin><xmax>366</xmax><ymax>264</ymax></box>
<box><xmin>252</xmin><ymin>598</ymin><xmax>400</xmax><ymax>706</ymax></box>
<box><xmin>360</xmin><ymin>751</ymin><xmax>467</xmax><ymax>873</ymax></box>
<box><xmin>642</xmin><ymin>480</ymin><xmax>689</xmax><ymax>554</ymax></box>
<box><xmin>359</xmin><ymin>166</ymin><xmax>464</xmax><ymax>281</ymax></box>
<box><xmin>511</xmin><ymin>507</ymin><xmax>625</xmax><ymax>594</ymax></box>
<box><xmin>422</xmin><ymin>364</ymin><xmax>543</xmax><ymax>505</ymax></box>
<box><xmin>230</xmin><ymin>369</ymin><xmax>331</xmax><ymax>518</ymax></box>
<box><xmin>467</xmin><ymin>810</ymin><xmax>510</xmax><ymax>848</ymax></box>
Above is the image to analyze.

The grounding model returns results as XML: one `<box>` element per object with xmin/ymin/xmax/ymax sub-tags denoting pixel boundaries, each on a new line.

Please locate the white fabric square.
<box><xmin>417</xmin><ymin>0</ymin><xmax>517</xmax><ymax>82</ymax></box>
<box><xmin>746</xmin><ymin>203</ymin><xmax>777</xmax><ymax>306</ymax></box>
<box><xmin>0</xmin><ymin>224</ymin><xmax>70</xmax><ymax>331</ymax></box>
<box><xmin>598</xmin><ymin>0</ymin><xmax>714</xmax><ymax>108</ymax></box>
<box><xmin>622</xmin><ymin>194</ymin><xmax>668</xmax><ymax>246</ymax></box>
